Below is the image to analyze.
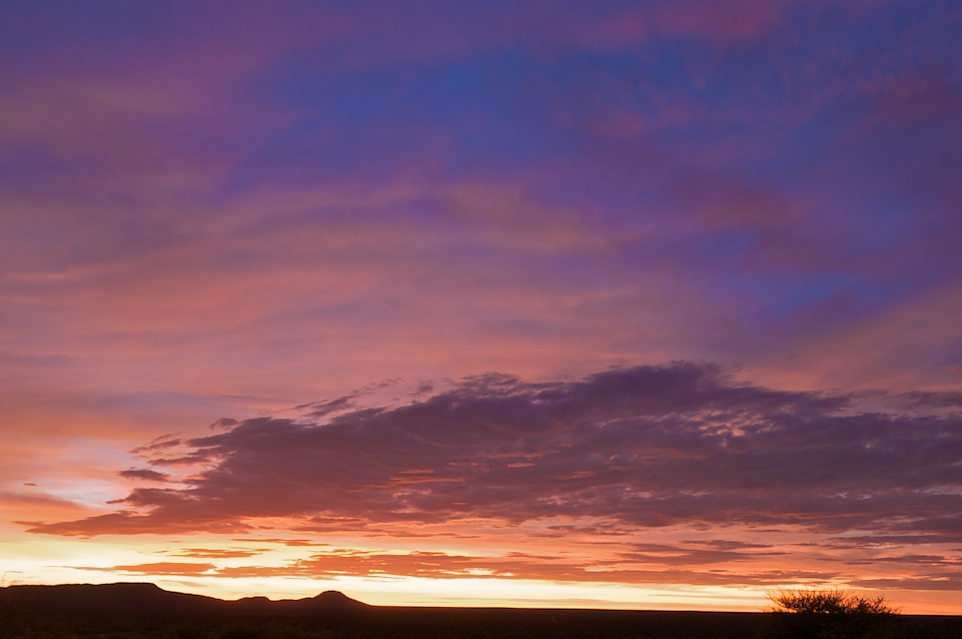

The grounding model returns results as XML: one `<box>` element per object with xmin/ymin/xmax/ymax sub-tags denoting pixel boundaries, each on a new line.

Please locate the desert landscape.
<box><xmin>2</xmin><ymin>583</ymin><xmax>961</xmax><ymax>639</ymax></box>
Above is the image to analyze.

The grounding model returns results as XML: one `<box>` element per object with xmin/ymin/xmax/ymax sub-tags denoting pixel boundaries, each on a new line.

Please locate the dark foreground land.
<box><xmin>2</xmin><ymin>583</ymin><xmax>960</xmax><ymax>639</ymax></box>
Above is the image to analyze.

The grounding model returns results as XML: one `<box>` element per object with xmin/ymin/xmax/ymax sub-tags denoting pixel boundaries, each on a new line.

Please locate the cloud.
<box><xmin>234</xmin><ymin>538</ymin><xmax>329</xmax><ymax>548</ymax></box>
<box><xmin>1</xmin><ymin>490</ymin><xmax>79</xmax><ymax>508</ymax></box>
<box><xmin>852</xmin><ymin>575</ymin><xmax>962</xmax><ymax>592</ymax></box>
<box><xmin>171</xmin><ymin>547</ymin><xmax>270</xmax><ymax>559</ymax></box>
<box><xmin>618</xmin><ymin>540</ymin><xmax>786</xmax><ymax>566</ymax></box>
<box><xmin>81</xmin><ymin>562</ymin><xmax>217</xmax><ymax>576</ymax></box>
<box><xmin>118</xmin><ymin>469</ymin><xmax>170</xmax><ymax>482</ymax></box>
<box><xmin>27</xmin><ymin>362</ymin><xmax>962</xmax><ymax>543</ymax></box>
<box><xmin>131</xmin><ymin>435</ymin><xmax>183</xmax><ymax>456</ymax></box>
<box><xmin>83</xmin><ymin>549</ymin><xmax>834</xmax><ymax>587</ymax></box>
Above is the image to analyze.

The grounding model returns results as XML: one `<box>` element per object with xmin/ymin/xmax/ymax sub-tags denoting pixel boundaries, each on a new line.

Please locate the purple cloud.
<box><xmin>118</xmin><ymin>469</ymin><xmax>171</xmax><ymax>483</ymax></box>
<box><xmin>28</xmin><ymin>363</ymin><xmax>962</xmax><ymax>541</ymax></box>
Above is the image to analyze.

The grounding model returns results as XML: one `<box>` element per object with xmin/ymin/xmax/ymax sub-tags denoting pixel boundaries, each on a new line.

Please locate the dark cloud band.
<box><xmin>27</xmin><ymin>363</ymin><xmax>962</xmax><ymax>541</ymax></box>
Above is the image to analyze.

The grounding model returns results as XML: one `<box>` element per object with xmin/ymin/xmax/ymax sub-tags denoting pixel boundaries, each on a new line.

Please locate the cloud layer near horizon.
<box><xmin>30</xmin><ymin>363</ymin><xmax>962</xmax><ymax>544</ymax></box>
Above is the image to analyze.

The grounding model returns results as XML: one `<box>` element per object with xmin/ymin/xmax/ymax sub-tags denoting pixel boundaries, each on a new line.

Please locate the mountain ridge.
<box><xmin>0</xmin><ymin>581</ymin><xmax>370</xmax><ymax>613</ymax></box>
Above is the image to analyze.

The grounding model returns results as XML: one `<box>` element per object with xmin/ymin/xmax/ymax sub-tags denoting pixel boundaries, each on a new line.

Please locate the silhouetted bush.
<box><xmin>768</xmin><ymin>589</ymin><xmax>899</xmax><ymax>616</ymax></box>
<box><xmin>766</xmin><ymin>589</ymin><xmax>900</xmax><ymax>639</ymax></box>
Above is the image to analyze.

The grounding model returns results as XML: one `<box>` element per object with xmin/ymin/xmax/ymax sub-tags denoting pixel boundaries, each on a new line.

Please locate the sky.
<box><xmin>2</xmin><ymin>0</ymin><xmax>962</xmax><ymax>615</ymax></box>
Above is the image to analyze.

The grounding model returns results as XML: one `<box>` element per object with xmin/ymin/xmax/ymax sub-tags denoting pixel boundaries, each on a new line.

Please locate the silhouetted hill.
<box><xmin>304</xmin><ymin>589</ymin><xmax>371</xmax><ymax>610</ymax></box>
<box><xmin>0</xmin><ymin>582</ymin><xmax>223</xmax><ymax>614</ymax></box>
<box><xmin>1</xmin><ymin>583</ymin><xmax>960</xmax><ymax>639</ymax></box>
<box><xmin>0</xmin><ymin>582</ymin><xmax>368</xmax><ymax>614</ymax></box>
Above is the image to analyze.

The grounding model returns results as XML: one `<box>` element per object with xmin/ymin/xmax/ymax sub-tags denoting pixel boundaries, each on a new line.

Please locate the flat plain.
<box><xmin>2</xmin><ymin>584</ymin><xmax>960</xmax><ymax>639</ymax></box>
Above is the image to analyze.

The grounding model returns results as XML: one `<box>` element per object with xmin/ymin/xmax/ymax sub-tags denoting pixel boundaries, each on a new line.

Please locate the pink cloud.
<box><xmin>752</xmin><ymin>282</ymin><xmax>962</xmax><ymax>392</ymax></box>
<box><xmin>85</xmin><ymin>562</ymin><xmax>217</xmax><ymax>576</ymax></box>
<box><xmin>171</xmin><ymin>547</ymin><xmax>270</xmax><ymax>559</ymax></box>
<box><xmin>581</xmin><ymin>0</ymin><xmax>789</xmax><ymax>47</ymax></box>
<box><xmin>83</xmin><ymin>549</ymin><xmax>834</xmax><ymax>588</ymax></box>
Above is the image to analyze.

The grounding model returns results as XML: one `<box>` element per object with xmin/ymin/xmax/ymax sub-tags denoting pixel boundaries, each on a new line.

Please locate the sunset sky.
<box><xmin>2</xmin><ymin>0</ymin><xmax>962</xmax><ymax>615</ymax></box>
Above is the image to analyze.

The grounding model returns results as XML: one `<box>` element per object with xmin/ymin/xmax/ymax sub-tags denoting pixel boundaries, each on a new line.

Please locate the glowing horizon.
<box><xmin>2</xmin><ymin>0</ymin><xmax>961</xmax><ymax>616</ymax></box>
